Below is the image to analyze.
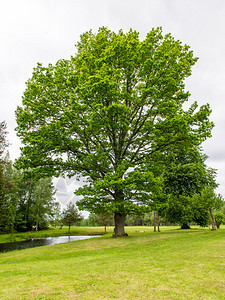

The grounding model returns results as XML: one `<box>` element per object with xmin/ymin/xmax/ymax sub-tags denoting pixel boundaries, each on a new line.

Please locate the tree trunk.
<box><xmin>114</xmin><ymin>212</ymin><xmax>126</xmax><ymax>236</ymax></box>
<box><xmin>68</xmin><ymin>224</ymin><xmax>71</xmax><ymax>233</ymax></box>
<box><xmin>104</xmin><ymin>225</ymin><xmax>107</xmax><ymax>234</ymax></box>
<box><xmin>157</xmin><ymin>211</ymin><xmax>160</xmax><ymax>232</ymax></box>
<box><xmin>198</xmin><ymin>210</ymin><xmax>216</xmax><ymax>230</ymax></box>
<box><xmin>209</xmin><ymin>208</ymin><xmax>217</xmax><ymax>230</ymax></box>
<box><xmin>153</xmin><ymin>211</ymin><xmax>156</xmax><ymax>232</ymax></box>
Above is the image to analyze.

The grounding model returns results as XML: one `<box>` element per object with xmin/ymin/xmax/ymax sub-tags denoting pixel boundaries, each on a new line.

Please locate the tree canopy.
<box><xmin>61</xmin><ymin>202</ymin><xmax>83</xmax><ymax>233</ymax></box>
<box><xmin>15</xmin><ymin>27</ymin><xmax>214</xmax><ymax>236</ymax></box>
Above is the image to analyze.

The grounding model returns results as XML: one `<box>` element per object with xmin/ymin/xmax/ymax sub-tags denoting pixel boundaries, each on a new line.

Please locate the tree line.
<box><xmin>0</xmin><ymin>123</ymin><xmax>84</xmax><ymax>233</ymax></box>
<box><xmin>0</xmin><ymin>124</ymin><xmax>58</xmax><ymax>233</ymax></box>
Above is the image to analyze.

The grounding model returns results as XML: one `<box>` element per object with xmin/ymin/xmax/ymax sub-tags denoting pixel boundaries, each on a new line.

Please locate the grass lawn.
<box><xmin>0</xmin><ymin>226</ymin><xmax>224</xmax><ymax>299</ymax></box>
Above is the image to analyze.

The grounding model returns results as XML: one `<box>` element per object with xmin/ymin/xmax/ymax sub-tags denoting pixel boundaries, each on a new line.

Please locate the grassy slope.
<box><xmin>0</xmin><ymin>227</ymin><xmax>224</xmax><ymax>299</ymax></box>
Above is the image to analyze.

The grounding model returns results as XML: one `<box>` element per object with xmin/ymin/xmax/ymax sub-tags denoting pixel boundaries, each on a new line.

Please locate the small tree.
<box><xmin>32</xmin><ymin>177</ymin><xmax>56</xmax><ymax>231</ymax></box>
<box><xmin>61</xmin><ymin>202</ymin><xmax>83</xmax><ymax>233</ymax></box>
<box><xmin>95</xmin><ymin>212</ymin><xmax>114</xmax><ymax>234</ymax></box>
<box><xmin>214</xmin><ymin>200</ymin><xmax>225</xmax><ymax>229</ymax></box>
<box><xmin>192</xmin><ymin>187</ymin><xmax>224</xmax><ymax>230</ymax></box>
<box><xmin>214</xmin><ymin>211</ymin><xmax>224</xmax><ymax>229</ymax></box>
<box><xmin>49</xmin><ymin>201</ymin><xmax>61</xmax><ymax>227</ymax></box>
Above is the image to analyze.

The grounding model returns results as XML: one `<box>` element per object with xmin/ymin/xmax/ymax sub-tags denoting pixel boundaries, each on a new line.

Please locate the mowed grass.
<box><xmin>0</xmin><ymin>227</ymin><xmax>224</xmax><ymax>299</ymax></box>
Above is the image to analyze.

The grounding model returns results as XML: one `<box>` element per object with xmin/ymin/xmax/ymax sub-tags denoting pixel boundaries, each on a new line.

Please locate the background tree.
<box><xmin>0</xmin><ymin>122</ymin><xmax>13</xmax><ymax>233</ymax></box>
<box><xmin>4</xmin><ymin>161</ymin><xmax>57</xmax><ymax>232</ymax></box>
<box><xmin>125</xmin><ymin>213</ymin><xmax>146</xmax><ymax>226</ymax></box>
<box><xmin>0</xmin><ymin>164</ymin><xmax>13</xmax><ymax>232</ymax></box>
<box><xmin>32</xmin><ymin>178</ymin><xmax>57</xmax><ymax>231</ymax></box>
<box><xmin>192</xmin><ymin>187</ymin><xmax>224</xmax><ymax>230</ymax></box>
<box><xmin>0</xmin><ymin>121</ymin><xmax>8</xmax><ymax>158</ymax></box>
<box><xmin>213</xmin><ymin>205</ymin><xmax>225</xmax><ymax>229</ymax></box>
<box><xmin>213</xmin><ymin>200</ymin><xmax>225</xmax><ymax>228</ymax></box>
<box><xmin>83</xmin><ymin>212</ymin><xmax>114</xmax><ymax>233</ymax></box>
<box><xmin>61</xmin><ymin>202</ymin><xmax>83</xmax><ymax>233</ymax></box>
<box><xmin>49</xmin><ymin>201</ymin><xmax>61</xmax><ymax>227</ymax></box>
<box><xmin>214</xmin><ymin>211</ymin><xmax>225</xmax><ymax>229</ymax></box>
<box><xmin>15</xmin><ymin>27</ymin><xmax>213</xmax><ymax>236</ymax></box>
<box><xmin>95</xmin><ymin>212</ymin><xmax>114</xmax><ymax>234</ymax></box>
<box><xmin>162</xmin><ymin>147</ymin><xmax>217</xmax><ymax>228</ymax></box>
<box><xmin>80</xmin><ymin>213</ymin><xmax>98</xmax><ymax>227</ymax></box>
<box><xmin>164</xmin><ymin>195</ymin><xmax>194</xmax><ymax>229</ymax></box>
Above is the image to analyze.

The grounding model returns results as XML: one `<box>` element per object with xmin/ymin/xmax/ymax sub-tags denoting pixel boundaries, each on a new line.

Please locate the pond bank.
<box><xmin>0</xmin><ymin>226</ymin><xmax>109</xmax><ymax>244</ymax></box>
<box><xmin>0</xmin><ymin>235</ymin><xmax>102</xmax><ymax>253</ymax></box>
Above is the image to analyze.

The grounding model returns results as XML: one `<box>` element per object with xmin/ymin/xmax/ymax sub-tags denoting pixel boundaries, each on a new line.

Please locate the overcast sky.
<box><xmin>1</xmin><ymin>0</ymin><xmax>225</xmax><ymax>200</ymax></box>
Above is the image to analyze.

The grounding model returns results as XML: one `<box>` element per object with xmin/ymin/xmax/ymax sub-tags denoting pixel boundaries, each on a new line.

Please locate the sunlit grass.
<box><xmin>1</xmin><ymin>224</ymin><xmax>218</xmax><ymax>244</ymax></box>
<box><xmin>0</xmin><ymin>226</ymin><xmax>225</xmax><ymax>299</ymax></box>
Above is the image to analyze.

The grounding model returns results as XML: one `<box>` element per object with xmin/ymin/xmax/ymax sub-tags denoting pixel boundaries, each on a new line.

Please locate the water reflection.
<box><xmin>0</xmin><ymin>235</ymin><xmax>101</xmax><ymax>253</ymax></box>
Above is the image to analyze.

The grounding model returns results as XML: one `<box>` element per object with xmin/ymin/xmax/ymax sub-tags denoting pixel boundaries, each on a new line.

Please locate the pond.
<box><xmin>0</xmin><ymin>235</ymin><xmax>101</xmax><ymax>253</ymax></box>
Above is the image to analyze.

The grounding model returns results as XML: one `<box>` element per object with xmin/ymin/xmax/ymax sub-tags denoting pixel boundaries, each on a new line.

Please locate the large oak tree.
<box><xmin>16</xmin><ymin>27</ymin><xmax>213</xmax><ymax>236</ymax></box>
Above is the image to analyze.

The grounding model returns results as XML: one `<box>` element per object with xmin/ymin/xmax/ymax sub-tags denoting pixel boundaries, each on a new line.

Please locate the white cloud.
<box><xmin>1</xmin><ymin>0</ymin><xmax>225</xmax><ymax>199</ymax></box>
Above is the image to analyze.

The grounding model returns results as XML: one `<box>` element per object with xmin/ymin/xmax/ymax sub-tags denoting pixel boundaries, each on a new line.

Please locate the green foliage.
<box><xmin>126</xmin><ymin>213</ymin><xmax>145</xmax><ymax>226</ymax></box>
<box><xmin>61</xmin><ymin>202</ymin><xmax>83</xmax><ymax>232</ymax></box>
<box><xmin>32</xmin><ymin>177</ymin><xmax>58</xmax><ymax>231</ymax></box>
<box><xmin>214</xmin><ymin>211</ymin><xmax>225</xmax><ymax>228</ymax></box>
<box><xmin>214</xmin><ymin>200</ymin><xmax>225</xmax><ymax>228</ymax></box>
<box><xmin>81</xmin><ymin>212</ymin><xmax>114</xmax><ymax>233</ymax></box>
<box><xmin>164</xmin><ymin>195</ymin><xmax>193</xmax><ymax>225</ymax></box>
<box><xmin>15</xmin><ymin>27</ymin><xmax>214</xmax><ymax>235</ymax></box>
<box><xmin>87</xmin><ymin>212</ymin><xmax>114</xmax><ymax>227</ymax></box>
<box><xmin>192</xmin><ymin>187</ymin><xmax>224</xmax><ymax>229</ymax></box>
<box><xmin>0</xmin><ymin>121</ymin><xmax>8</xmax><ymax>158</ymax></box>
<box><xmin>162</xmin><ymin>147</ymin><xmax>217</xmax><ymax>227</ymax></box>
<box><xmin>3</xmin><ymin>160</ymin><xmax>58</xmax><ymax>232</ymax></box>
<box><xmin>163</xmin><ymin>148</ymin><xmax>217</xmax><ymax>196</ymax></box>
<box><xmin>0</xmin><ymin>122</ymin><xmax>12</xmax><ymax>233</ymax></box>
<box><xmin>0</xmin><ymin>164</ymin><xmax>12</xmax><ymax>233</ymax></box>
<box><xmin>48</xmin><ymin>201</ymin><xmax>62</xmax><ymax>227</ymax></box>
<box><xmin>80</xmin><ymin>213</ymin><xmax>98</xmax><ymax>227</ymax></box>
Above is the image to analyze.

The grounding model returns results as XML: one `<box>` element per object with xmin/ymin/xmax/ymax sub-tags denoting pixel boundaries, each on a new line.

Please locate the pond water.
<box><xmin>0</xmin><ymin>235</ymin><xmax>101</xmax><ymax>253</ymax></box>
